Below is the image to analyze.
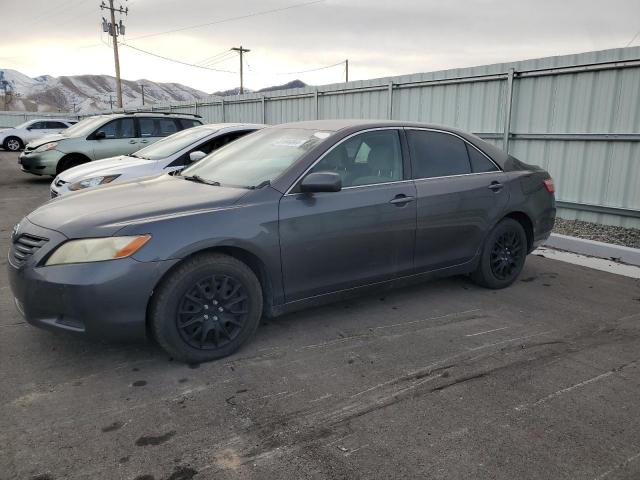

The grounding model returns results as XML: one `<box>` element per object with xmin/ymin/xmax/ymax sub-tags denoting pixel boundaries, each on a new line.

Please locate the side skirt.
<box><xmin>267</xmin><ymin>255</ymin><xmax>480</xmax><ymax>318</ymax></box>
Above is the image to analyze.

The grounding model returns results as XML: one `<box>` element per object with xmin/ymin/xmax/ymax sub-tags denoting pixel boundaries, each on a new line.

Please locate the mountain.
<box><xmin>0</xmin><ymin>69</ymin><xmax>207</xmax><ymax>113</ymax></box>
<box><xmin>0</xmin><ymin>69</ymin><xmax>308</xmax><ymax>113</ymax></box>
<box><xmin>212</xmin><ymin>80</ymin><xmax>308</xmax><ymax>97</ymax></box>
<box><xmin>257</xmin><ymin>79</ymin><xmax>307</xmax><ymax>92</ymax></box>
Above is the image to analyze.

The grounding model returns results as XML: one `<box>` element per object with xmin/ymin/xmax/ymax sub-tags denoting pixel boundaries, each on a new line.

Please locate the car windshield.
<box><xmin>133</xmin><ymin>127</ymin><xmax>218</xmax><ymax>160</ymax></box>
<box><xmin>14</xmin><ymin>120</ymin><xmax>33</xmax><ymax>129</ymax></box>
<box><xmin>61</xmin><ymin>116</ymin><xmax>109</xmax><ymax>137</ymax></box>
<box><xmin>180</xmin><ymin>128</ymin><xmax>333</xmax><ymax>188</ymax></box>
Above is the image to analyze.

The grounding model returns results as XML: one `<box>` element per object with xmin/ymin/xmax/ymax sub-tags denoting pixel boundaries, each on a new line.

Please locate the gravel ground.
<box><xmin>553</xmin><ymin>218</ymin><xmax>640</xmax><ymax>249</ymax></box>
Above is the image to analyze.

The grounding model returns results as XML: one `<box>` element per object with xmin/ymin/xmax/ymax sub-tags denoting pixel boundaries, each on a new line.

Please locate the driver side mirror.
<box><xmin>300</xmin><ymin>172</ymin><xmax>342</xmax><ymax>193</ymax></box>
<box><xmin>188</xmin><ymin>151</ymin><xmax>207</xmax><ymax>163</ymax></box>
<box><xmin>93</xmin><ymin>131</ymin><xmax>106</xmax><ymax>140</ymax></box>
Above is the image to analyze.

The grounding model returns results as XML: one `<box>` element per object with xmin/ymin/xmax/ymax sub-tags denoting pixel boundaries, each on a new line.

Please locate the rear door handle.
<box><xmin>389</xmin><ymin>194</ymin><xmax>415</xmax><ymax>206</ymax></box>
<box><xmin>488</xmin><ymin>181</ymin><xmax>504</xmax><ymax>192</ymax></box>
<box><xmin>140</xmin><ymin>139</ymin><xmax>149</xmax><ymax>144</ymax></box>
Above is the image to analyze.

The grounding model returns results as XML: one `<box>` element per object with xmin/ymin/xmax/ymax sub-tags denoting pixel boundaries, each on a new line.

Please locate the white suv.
<box><xmin>0</xmin><ymin>118</ymin><xmax>76</xmax><ymax>151</ymax></box>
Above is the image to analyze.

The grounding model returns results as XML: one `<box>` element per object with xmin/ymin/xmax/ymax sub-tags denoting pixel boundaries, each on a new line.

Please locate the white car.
<box><xmin>1</xmin><ymin>118</ymin><xmax>77</xmax><ymax>151</ymax></box>
<box><xmin>50</xmin><ymin>123</ymin><xmax>264</xmax><ymax>197</ymax></box>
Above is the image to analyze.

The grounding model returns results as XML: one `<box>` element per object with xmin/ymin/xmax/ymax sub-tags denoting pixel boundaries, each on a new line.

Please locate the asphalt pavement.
<box><xmin>1</xmin><ymin>150</ymin><xmax>639</xmax><ymax>480</ymax></box>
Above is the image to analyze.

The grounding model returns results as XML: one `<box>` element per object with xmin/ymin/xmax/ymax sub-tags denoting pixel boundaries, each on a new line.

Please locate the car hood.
<box><xmin>26</xmin><ymin>133</ymin><xmax>67</xmax><ymax>148</ymax></box>
<box><xmin>58</xmin><ymin>155</ymin><xmax>157</xmax><ymax>183</ymax></box>
<box><xmin>28</xmin><ymin>174</ymin><xmax>249</xmax><ymax>238</ymax></box>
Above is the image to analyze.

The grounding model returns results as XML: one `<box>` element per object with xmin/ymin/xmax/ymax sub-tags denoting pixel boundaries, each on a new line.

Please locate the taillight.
<box><xmin>543</xmin><ymin>177</ymin><xmax>555</xmax><ymax>193</ymax></box>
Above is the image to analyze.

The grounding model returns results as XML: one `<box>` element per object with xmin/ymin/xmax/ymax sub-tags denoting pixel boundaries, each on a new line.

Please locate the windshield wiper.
<box><xmin>247</xmin><ymin>180</ymin><xmax>271</xmax><ymax>190</ymax></box>
<box><xmin>181</xmin><ymin>174</ymin><xmax>221</xmax><ymax>186</ymax></box>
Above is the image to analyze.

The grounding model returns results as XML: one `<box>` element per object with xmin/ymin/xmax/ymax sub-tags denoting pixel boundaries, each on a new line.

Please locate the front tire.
<box><xmin>150</xmin><ymin>253</ymin><xmax>263</xmax><ymax>363</ymax></box>
<box><xmin>56</xmin><ymin>155</ymin><xmax>87</xmax><ymax>174</ymax></box>
<box><xmin>471</xmin><ymin>218</ymin><xmax>527</xmax><ymax>289</ymax></box>
<box><xmin>4</xmin><ymin>136</ymin><xmax>23</xmax><ymax>152</ymax></box>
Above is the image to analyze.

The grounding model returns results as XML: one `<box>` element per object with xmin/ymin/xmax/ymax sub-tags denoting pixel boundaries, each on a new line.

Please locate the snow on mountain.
<box><xmin>0</xmin><ymin>69</ymin><xmax>207</xmax><ymax>113</ymax></box>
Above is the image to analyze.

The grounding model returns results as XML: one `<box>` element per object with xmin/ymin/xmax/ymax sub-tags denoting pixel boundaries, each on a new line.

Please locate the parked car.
<box><xmin>50</xmin><ymin>123</ymin><xmax>264</xmax><ymax>198</ymax></box>
<box><xmin>0</xmin><ymin>118</ymin><xmax>77</xmax><ymax>152</ymax></box>
<box><xmin>18</xmin><ymin>112</ymin><xmax>202</xmax><ymax>176</ymax></box>
<box><xmin>8</xmin><ymin>120</ymin><xmax>556</xmax><ymax>363</ymax></box>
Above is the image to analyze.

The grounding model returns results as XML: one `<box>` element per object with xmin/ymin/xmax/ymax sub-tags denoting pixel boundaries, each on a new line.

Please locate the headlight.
<box><xmin>33</xmin><ymin>142</ymin><xmax>58</xmax><ymax>153</ymax></box>
<box><xmin>45</xmin><ymin>235</ymin><xmax>151</xmax><ymax>266</ymax></box>
<box><xmin>68</xmin><ymin>174</ymin><xmax>120</xmax><ymax>191</ymax></box>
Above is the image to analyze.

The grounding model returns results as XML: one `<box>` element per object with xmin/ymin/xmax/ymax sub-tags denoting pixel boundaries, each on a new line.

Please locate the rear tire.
<box><xmin>150</xmin><ymin>253</ymin><xmax>263</xmax><ymax>363</ymax></box>
<box><xmin>471</xmin><ymin>218</ymin><xmax>527</xmax><ymax>289</ymax></box>
<box><xmin>56</xmin><ymin>155</ymin><xmax>87</xmax><ymax>174</ymax></box>
<box><xmin>3</xmin><ymin>136</ymin><xmax>23</xmax><ymax>152</ymax></box>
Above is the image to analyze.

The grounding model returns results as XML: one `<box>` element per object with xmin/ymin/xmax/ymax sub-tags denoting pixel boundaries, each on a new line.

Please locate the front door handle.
<box><xmin>129</xmin><ymin>140</ymin><xmax>138</xmax><ymax>144</ymax></box>
<box><xmin>389</xmin><ymin>194</ymin><xmax>415</xmax><ymax>206</ymax></box>
<box><xmin>488</xmin><ymin>181</ymin><xmax>504</xmax><ymax>192</ymax></box>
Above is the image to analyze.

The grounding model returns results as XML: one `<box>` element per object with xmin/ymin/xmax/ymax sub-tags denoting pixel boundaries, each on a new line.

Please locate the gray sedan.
<box><xmin>8</xmin><ymin>120</ymin><xmax>556</xmax><ymax>363</ymax></box>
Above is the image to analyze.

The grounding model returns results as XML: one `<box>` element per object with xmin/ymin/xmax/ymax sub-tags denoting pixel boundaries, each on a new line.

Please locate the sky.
<box><xmin>1</xmin><ymin>0</ymin><xmax>639</xmax><ymax>94</ymax></box>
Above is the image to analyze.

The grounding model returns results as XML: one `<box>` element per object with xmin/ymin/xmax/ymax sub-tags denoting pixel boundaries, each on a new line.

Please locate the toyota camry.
<box><xmin>8</xmin><ymin>120</ymin><xmax>556</xmax><ymax>363</ymax></box>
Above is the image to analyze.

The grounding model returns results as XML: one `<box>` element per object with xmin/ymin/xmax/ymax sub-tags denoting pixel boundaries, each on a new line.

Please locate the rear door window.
<box><xmin>138</xmin><ymin>118</ymin><xmax>156</xmax><ymax>137</ymax></box>
<box><xmin>407</xmin><ymin>130</ymin><xmax>471</xmax><ymax>179</ymax></box>
<box><xmin>156</xmin><ymin>118</ymin><xmax>179</xmax><ymax>136</ymax></box>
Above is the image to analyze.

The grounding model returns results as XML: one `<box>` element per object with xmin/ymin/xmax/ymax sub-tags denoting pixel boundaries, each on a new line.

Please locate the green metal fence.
<box><xmin>3</xmin><ymin>46</ymin><xmax>639</xmax><ymax>227</ymax></box>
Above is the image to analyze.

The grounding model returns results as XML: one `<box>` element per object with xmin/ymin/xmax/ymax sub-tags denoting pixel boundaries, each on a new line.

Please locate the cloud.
<box><xmin>2</xmin><ymin>0</ymin><xmax>638</xmax><ymax>93</ymax></box>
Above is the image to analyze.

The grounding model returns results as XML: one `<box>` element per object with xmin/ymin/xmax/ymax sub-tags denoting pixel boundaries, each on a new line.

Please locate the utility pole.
<box><xmin>101</xmin><ymin>0</ymin><xmax>128</xmax><ymax>108</ymax></box>
<box><xmin>231</xmin><ymin>46</ymin><xmax>250</xmax><ymax>94</ymax></box>
<box><xmin>139</xmin><ymin>84</ymin><xmax>145</xmax><ymax>106</ymax></box>
<box><xmin>109</xmin><ymin>95</ymin><xmax>114</xmax><ymax>110</ymax></box>
<box><xmin>345</xmin><ymin>59</ymin><xmax>349</xmax><ymax>83</ymax></box>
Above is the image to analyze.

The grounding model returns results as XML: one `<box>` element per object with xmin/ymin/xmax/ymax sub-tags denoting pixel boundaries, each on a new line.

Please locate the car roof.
<box><xmin>198</xmin><ymin>123</ymin><xmax>266</xmax><ymax>131</ymax></box>
<box><xmin>269</xmin><ymin>119</ymin><xmax>509</xmax><ymax>167</ymax></box>
<box><xmin>24</xmin><ymin>118</ymin><xmax>76</xmax><ymax>123</ymax></box>
<box><xmin>83</xmin><ymin>112</ymin><xmax>203</xmax><ymax>120</ymax></box>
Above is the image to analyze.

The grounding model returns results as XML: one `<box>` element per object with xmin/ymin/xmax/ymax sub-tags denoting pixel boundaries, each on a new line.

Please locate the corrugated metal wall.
<box><xmin>0</xmin><ymin>111</ymin><xmax>78</xmax><ymax>128</ymax></box>
<box><xmin>2</xmin><ymin>47</ymin><xmax>639</xmax><ymax>227</ymax></box>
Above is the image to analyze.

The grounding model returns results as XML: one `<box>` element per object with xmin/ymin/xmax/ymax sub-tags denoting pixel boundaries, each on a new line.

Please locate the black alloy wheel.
<box><xmin>471</xmin><ymin>218</ymin><xmax>528</xmax><ymax>289</ymax></box>
<box><xmin>489</xmin><ymin>230</ymin><xmax>524</xmax><ymax>281</ymax></box>
<box><xmin>150</xmin><ymin>253</ymin><xmax>263</xmax><ymax>363</ymax></box>
<box><xmin>177</xmin><ymin>274</ymin><xmax>249</xmax><ymax>350</ymax></box>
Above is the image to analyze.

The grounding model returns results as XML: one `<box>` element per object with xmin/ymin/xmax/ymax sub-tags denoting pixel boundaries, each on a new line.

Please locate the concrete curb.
<box><xmin>544</xmin><ymin>233</ymin><xmax>640</xmax><ymax>267</ymax></box>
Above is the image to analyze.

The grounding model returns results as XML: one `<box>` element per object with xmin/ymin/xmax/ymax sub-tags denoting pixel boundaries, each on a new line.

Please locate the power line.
<box><xmin>127</xmin><ymin>0</ymin><xmax>324</xmax><ymax>41</ymax></box>
<box><xmin>120</xmin><ymin>42</ymin><xmax>237</xmax><ymax>73</ymax></box>
<box><xmin>196</xmin><ymin>49</ymin><xmax>234</xmax><ymax>66</ymax></box>
<box><xmin>625</xmin><ymin>28</ymin><xmax>640</xmax><ymax>47</ymax></box>
<box><xmin>276</xmin><ymin>60</ymin><xmax>346</xmax><ymax>75</ymax></box>
<box><xmin>200</xmin><ymin>51</ymin><xmax>237</xmax><ymax>67</ymax></box>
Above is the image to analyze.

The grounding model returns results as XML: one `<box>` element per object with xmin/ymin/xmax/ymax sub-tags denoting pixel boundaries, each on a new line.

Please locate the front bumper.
<box><xmin>19</xmin><ymin>149</ymin><xmax>64</xmax><ymax>176</ymax></box>
<box><xmin>7</xmin><ymin>219</ymin><xmax>179</xmax><ymax>341</ymax></box>
<box><xmin>49</xmin><ymin>178</ymin><xmax>70</xmax><ymax>198</ymax></box>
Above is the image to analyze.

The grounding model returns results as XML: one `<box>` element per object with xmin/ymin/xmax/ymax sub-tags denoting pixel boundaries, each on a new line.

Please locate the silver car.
<box><xmin>0</xmin><ymin>118</ymin><xmax>77</xmax><ymax>152</ymax></box>
<box><xmin>18</xmin><ymin>112</ymin><xmax>202</xmax><ymax>176</ymax></box>
<box><xmin>50</xmin><ymin>123</ymin><xmax>264</xmax><ymax>197</ymax></box>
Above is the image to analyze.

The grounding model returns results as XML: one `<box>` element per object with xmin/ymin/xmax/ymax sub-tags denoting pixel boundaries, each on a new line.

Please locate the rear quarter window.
<box><xmin>466</xmin><ymin>144</ymin><xmax>499</xmax><ymax>173</ymax></box>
